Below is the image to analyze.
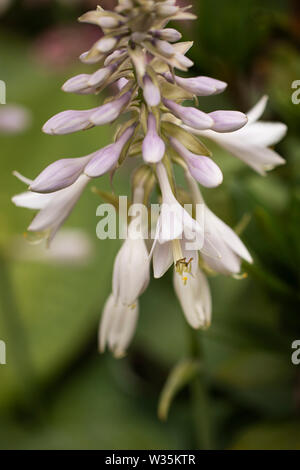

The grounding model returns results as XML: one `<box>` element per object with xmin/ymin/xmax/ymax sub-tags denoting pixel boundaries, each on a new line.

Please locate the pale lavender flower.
<box><xmin>43</xmin><ymin>91</ymin><xmax>132</xmax><ymax>135</ymax></box>
<box><xmin>163</xmin><ymin>98</ymin><xmax>214</xmax><ymax>130</ymax></box>
<box><xmin>30</xmin><ymin>155</ymin><xmax>91</xmax><ymax>193</ymax></box>
<box><xmin>84</xmin><ymin>125</ymin><xmax>136</xmax><ymax>177</ymax></box>
<box><xmin>99</xmin><ymin>294</ymin><xmax>139</xmax><ymax>358</ymax></box>
<box><xmin>112</xmin><ymin>221</ymin><xmax>150</xmax><ymax>307</ymax></box>
<box><xmin>143</xmin><ymin>75</ymin><xmax>161</xmax><ymax>107</ymax></box>
<box><xmin>155</xmin><ymin>162</ymin><xmax>203</xmax><ymax>244</ymax></box>
<box><xmin>169</xmin><ymin>137</ymin><xmax>223</xmax><ymax>188</ymax></box>
<box><xmin>89</xmin><ymin>91</ymin><xmax>132</xmax><ymax>125</ymax></box>
<box><xmin>152</xmin><ymin>28</ymin><xmax>182</xmax><ymax>42</ymax></box>
<box><xmin>187</xmin><ymin>173</ymin><xmax>253</xmax><ymax>275</ymax></box>
<box><xmin>43</xmin><ymin>109</ymin><xmax>92</xmax><ymax>135</ymax></box>
<box><xmin>142</xmin><ymin>113</ymin><xmax>165</xmax><ymax>163</ymax></box>
<box><xmin>62</xmin><ymin>64</ymin><xmax>116</xmax><ymax>93</ymax></box>
<box><xmin>154</xmin><ymin>39</ymin><xmax>175</xmax><ymax>57</ymax></box>
<box><xmin>163</xmin><ymin>72</ymin><xmax>227</xmax><ymax>96</ymax></box>
<box><xmin>173</xmin><ymin>265</ymin><xmax>212</xmax><ymax>329</ymax></box>
<box><xmin>12</xmin><ymin>172</ymin><xmax>90</xmax><ymax>242</ymax></box>
<box><xmin>209</xmin><ymin>110</ymin><xmax>248</xmax><ymax>133</ymax></box>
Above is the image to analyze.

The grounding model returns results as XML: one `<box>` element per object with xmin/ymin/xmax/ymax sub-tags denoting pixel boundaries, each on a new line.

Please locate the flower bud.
<box><xmin>97</xmin><ymin>16</ymin><xmax>120</xmax><ymax>29</ymax></box>
<box><xmin>163</xmin><ymin>98</ymin><xmax>213</xmax><ymax>130</ymax></box>
<box><xmin>153</xmin><ymin>28</ymin><xmax>182</xmax><ymax>42</ymax></box>
<box><xmin>43</xmin><ymin>110</ymin><xmax>91</xmax><ymax>135</ymax></box>
<box><xmin>30</xmin><ymin>156</ymin><xmax>91</xmax><ymax>193</ymax></box>
<box><xmin>79</xmin><ymin>50</ymin><xmax>104</xmax><ymax>64</ymax></box>
<box><xmin>174</xmin><ymin>53</ymin><xmax>194</xmax><ymax>69</ymax></box>
<box><xmin>89</xmin><ymin>91</ymin><xmax>132</xmax><ymax>126</ymax></box>
<box><xmin>209</xmin><ymin>111</ymin><xmax>248</xmax><ymax>133</ymax></box>
<box><xmin>163</xmin><ymin>72</ymin><xmax>227</xmax><ymax>96</ymax></box>
<box><xmin>87</xmin><ymin>64</ymin><xmax>116</xmax><ymax>88</ymax></box>
<box><xmin>79</xmin><ymin>10</ymin><xmax>122</xmax><ymax>29</ymax></box>
<box><xmin>154</xmin><ymin>39</ymin><xmax>174</xmax><ymax>57</ymax></box>
<box><xmin>62</xmin><ymin>74</ymin><xmax>90</xmax><ymax>93</ymax></box>
<box><xmin>143</xmin><ymin>75</ymin><xmax>161</xmax><ymax>107</ymax></box>
<box><xmin>170</xmin><ymin>137</ymin><xmax>223</xmax><ymax>188</ymax></box>
<box><xmin>84</xmin><ymin>125</ymin><xmax>135</xmax><ymax>177</ymax></box>
<box><xmin>142</xmin><ymin>113</ymin><xmax>165</xmax><ymax>163</ymax></box>
<box><xmin>96</xmin><ymin>36</ymin><xmax>118</xmax><ymax>53</ymax></box>
<box><xmin>156</xmin><ymin>4</ymin><xmax>179</xmax><ymax>17</ymax></box>
<box><xmin>104</xmin><ymin>49</ymin><xmax>127</xmax><ymax>66</ymax></box>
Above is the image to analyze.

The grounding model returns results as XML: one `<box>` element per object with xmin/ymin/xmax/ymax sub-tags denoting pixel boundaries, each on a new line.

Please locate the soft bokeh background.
<box><xmin>0</xmin><ymin>0</ymin><xmax>300</xmax><ymax>450</ymax></box>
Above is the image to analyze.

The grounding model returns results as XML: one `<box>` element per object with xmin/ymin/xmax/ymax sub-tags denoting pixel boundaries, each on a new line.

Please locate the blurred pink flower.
<box><xmin>0</xmin><ymin>105</ymin><xmax>31</xmax><ymax>134</ymax></box>
<box><xmin>32</xmin><ymin>24</ymin><xmax>100</xmax><ymax>70</ymax></box>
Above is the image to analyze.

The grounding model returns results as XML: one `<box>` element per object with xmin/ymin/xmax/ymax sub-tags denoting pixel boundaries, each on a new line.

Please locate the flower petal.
<box><xmin>153</xmin><ymin>241</ymin><xmax>173</xmax><ymax>278</ymax></box>
<box><xmin>247</xmin><ymin>95</ymin><xmax>268</xmax><ymax>124</ymax></box>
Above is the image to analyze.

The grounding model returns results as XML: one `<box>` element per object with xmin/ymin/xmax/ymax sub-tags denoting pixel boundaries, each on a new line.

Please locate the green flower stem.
<box><xmin>188</xmin><ymin>328</ymin><xmax>213</xmax><ymax>450</ymax></box>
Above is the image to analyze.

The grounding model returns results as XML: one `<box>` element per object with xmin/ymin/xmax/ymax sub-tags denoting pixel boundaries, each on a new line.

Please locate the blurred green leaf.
<box><xmin>158</xmin><ymin>358</ymin><xmax>201</xmax><ymax>421</ymax></box>
<box><xmin>231</xmin><ymin>421</ymin><xmax>300</xmax><ymax>450</ymax></box>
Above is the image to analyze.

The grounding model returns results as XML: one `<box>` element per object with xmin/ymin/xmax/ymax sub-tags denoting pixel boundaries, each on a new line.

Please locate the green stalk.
<box><xmin>188</xmin><ymin>328</ymin><xmax>213</xmax><ymax>450</ymax></box>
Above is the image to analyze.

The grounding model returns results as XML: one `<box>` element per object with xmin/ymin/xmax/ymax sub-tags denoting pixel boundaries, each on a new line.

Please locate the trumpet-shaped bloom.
<box><xmin>151</xmin><ymin>163</ymin><xmax>203</xmax><ymax>282</ymax></box>
<box><xmin>187</xmin><ymin>174</ymin><xmax>252</xmax><ymax>275</ymax></box>
<box><xmin>12</xmin><ymin>173</ymin><xmax>90</xmax><ymax>242</ymax></box>
<box><xmin>153</xmin><ymin>236</ymin><xmax>199</xmax><ymax>279</ymax></box>
<box><xmin>112</xmin><ymin>222</ymin><xmax>150</xmax><ymax>307</ymax></box>
<box><xmin>201</xmin><ymin>206</ymin><xmax>253</xmax><ymax>275</ymax></box>
<box><xmin>173</xmin><ymin>265</ymin><xmax>212</xmax><ymax>329</ymax></box>
<box><xmin>99</xmin><ymin>294</ymin><xmax>139</xmax><ymax>358</ymax></box>
<box><xmin>155</xmin><ymin>162</ymin><xmax>203</xmax><ymax>243</ymax></box>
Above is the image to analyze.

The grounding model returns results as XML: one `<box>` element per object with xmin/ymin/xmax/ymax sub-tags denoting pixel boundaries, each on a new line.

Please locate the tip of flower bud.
<box><xmin>209</xmin><ymin>111</ymin><xmax>248</xmax><ymax>133</ymax></box>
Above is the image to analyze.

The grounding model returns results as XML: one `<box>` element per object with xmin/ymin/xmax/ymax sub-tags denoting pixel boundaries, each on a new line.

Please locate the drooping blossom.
<box><xmin>173</xmin><ymin>265</ymin><xmax>212</xmax><ymax>329</ymax></box>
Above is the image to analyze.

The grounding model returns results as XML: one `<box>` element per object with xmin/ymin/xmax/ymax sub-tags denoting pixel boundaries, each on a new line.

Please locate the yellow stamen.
<box><xmin>172</xmin><ymin>240</ymin><xmax>193</xmax><ymax>284</ymax></box>
<box><xmin>233</xmin><ymin>272</ymin><xmax>248</xmax><ymax>280</ymax></box>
